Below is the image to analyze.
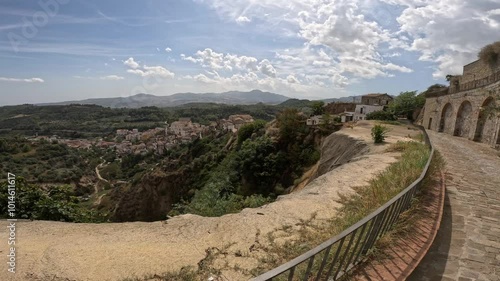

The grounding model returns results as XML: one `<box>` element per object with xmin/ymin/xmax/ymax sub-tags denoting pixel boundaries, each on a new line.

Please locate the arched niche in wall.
<box><xmin>439</xmin><ymin>103</ymin><xmax>453</xmax><ymax>133</ymax></box>
<box><xmin>453</xmin><ymin>100</ymin><xmax>473</xmax><ymax>137</ymax></box>
<box><xmin>473</xmin><ymin>97</ymin><xmax>496</xmax><ymax>142</ymax></box>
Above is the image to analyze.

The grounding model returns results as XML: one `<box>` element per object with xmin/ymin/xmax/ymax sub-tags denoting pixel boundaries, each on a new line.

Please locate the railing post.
<box><xmin>314</xmin><ymin>246</ymin><xmax>332</xmax><ymax>281</ymax></box>
<box><xmin>361</xmin><ymin>209</ymin><xmax>387</xmax><ymax>255</ymax></box>
<box><xmin>332</xmin><ymin>229</ymin><xmax>358</xmax><ymax>280</ymax></box>
<box><xmin>325</xmin><ymin>237</ymin><xmax>346</xmax><ymax>279</ymax></box>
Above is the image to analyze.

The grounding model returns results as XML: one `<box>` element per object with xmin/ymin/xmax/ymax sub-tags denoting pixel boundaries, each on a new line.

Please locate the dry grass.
<box><xmin>249</xmin><ymin>141</ymin><xmax>431</xmax><ymax>280</ymax></box>
<box><xmin>343</xmin><ymin>150</ymin><xmax>445</xmax><ymax>280</ymax></box>
<box><xmin>121</xmin><ymin>244</ymin><xmax>235</xmax><ymax>281</ymax></box>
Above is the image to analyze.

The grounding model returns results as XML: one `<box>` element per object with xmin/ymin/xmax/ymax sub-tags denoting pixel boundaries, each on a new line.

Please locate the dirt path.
<box><xmin>92</xmin><ymin>158</ymin><xmax>109</xmax><ymax>206</ymax></box>
<box><xmin>95</xmin><ymin>158</ymin><xmax>108</xmax><ymax>184</ymax></box>
<box><xmin>409</xmin><ymin>131</ymin><xmax>500</xmax><ymax>281</ymax></box>
<box><xmin>0</xmin><ymin>122</ymin><xmax>418</xmax><ymax>281</ymax></box>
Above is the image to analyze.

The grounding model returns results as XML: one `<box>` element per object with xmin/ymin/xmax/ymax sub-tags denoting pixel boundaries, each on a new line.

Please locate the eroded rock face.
<box><xmin>109</xmin><ymin>169</ymin><xmax>190</xmax><ymax>222</ymax></box>
<box><xmin>314</xmin><ymin>133</ymin><xmax>369</xmax><ymax>178</ymax></box>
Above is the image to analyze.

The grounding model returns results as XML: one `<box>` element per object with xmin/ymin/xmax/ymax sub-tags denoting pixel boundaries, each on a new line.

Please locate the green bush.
<box><xmin>366</xmin><ymin>110</ymin><xmax>396</xmax><ymax>121</ymax></box>
<box><xmin>371</xmin><ymin>124</ymin><xmax>389</xmax><ymax>143</ymax></box>
<box><xmin>237</xmin><ymin>120</ymin><xmax>266</xmax><ymax>144</ymax></box>
<box><xmin>0</xmin><ymin>178</ymin><xmax>106</xmax><ymax>222</ymax></box>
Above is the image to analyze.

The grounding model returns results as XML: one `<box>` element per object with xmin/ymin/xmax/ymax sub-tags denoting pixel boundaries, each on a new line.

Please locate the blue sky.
<box><xmin>0</xmin><ymin>0</ymin><xmax>498</xmax><ymax>105</ymax></box>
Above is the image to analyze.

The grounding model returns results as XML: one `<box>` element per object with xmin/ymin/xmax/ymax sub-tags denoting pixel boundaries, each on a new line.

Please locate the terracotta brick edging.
<box><xmin>400</xmin><ymin>171</ymin><xmax>446</xmax><ymax>279</ymax></box>
<box><xmin>350</xmin><ymin>171</ymin><xmax>446</xmax><ymax>281</ymax></box>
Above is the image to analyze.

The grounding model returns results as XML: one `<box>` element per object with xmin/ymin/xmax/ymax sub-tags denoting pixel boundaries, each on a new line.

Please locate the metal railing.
<box><xmin>252</xmin><ymin>128</ymin><xmax>434</xmax><ymax>281</ymax></box>
<box><xmin>450</xmin><ymin>70</ymin><xmax>500</xmax><ymax>94</ymax></box>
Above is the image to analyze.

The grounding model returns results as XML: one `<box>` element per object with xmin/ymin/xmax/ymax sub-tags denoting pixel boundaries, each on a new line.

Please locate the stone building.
<box><xmin>170</xmin><ymin>118</ymin><xmax>193</xmax><ymax>136</ymax></box>
<box><xmin>422</xmin><ymin>57</ymin><xmax>500</xmax><ymax>148</ymax></box>
<box><xmin>324</xmin><ymin>102</ymin><xmax>356</xmax><ymax>115</ymax></box>
<box><xmin>306</xmin><ymin>115</ymin><xmax>323</xmax><ymax>126</ymax></box>
<box><xmin>361</xmin><ymin>93</ymin><xmax>393</xmax><ymax>106</ymax></box>
<box><xmin>354</xmin><ymin>104</ymin><xmax>385</xmax><ymax>121</ymax></box>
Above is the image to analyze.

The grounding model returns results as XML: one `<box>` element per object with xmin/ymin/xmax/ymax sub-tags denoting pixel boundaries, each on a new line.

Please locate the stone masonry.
<box><xmin>423</xmin><ymin>58</ymin><xmax>500</xmax><ymax>148</ymax></box>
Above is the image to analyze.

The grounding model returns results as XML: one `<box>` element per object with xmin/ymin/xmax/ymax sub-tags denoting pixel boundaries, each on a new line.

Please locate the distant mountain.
<box><xmin>278</xmin><ymin>98</ymin><xmax>315</xmax><ymax>108</ymax></box>
<box><xmin>38</xmin><ymin>90</ymin><xmax>290</xmax><ymax>108</ymax></box>
<box><xmin>279</xmin><ymin>96</ymin><xmax>362</xmax><ymax>108</ymax></box>
<box><xmin>321</xmin><ymin>95</ymin><xmax>362</xmax><ymax>103</ymax></box>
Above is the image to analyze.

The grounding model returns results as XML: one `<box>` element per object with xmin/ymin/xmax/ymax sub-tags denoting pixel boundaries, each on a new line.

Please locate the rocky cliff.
<box><xmin>314</xmin><ymin>133</ymin><xmax>369</xmax><ymax>178</ymax></box>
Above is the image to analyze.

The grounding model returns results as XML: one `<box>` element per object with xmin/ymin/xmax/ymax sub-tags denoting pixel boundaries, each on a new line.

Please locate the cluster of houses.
<box><xmin>306</xmin><ymin>93</ymin><xmax>394</xmax><ymax>126</ymax></box>
<box><xmin>340</xmin><ymin>93</ymin><xmax>393</xmax><ymax>123</ymax></box>
<box><xmin>110</xmin><ymin>115</ymin><xmax>254</xmax><ymax>156</ymax></box>
<box><xmin>220</xmin><ymin>115</ymin><xmax>255</xmax><ymax>132</ymax></box>
<box><xmin>27</xmin><ymin>114</ymin><xmax>256</xmax><ymax>157</ymax></box>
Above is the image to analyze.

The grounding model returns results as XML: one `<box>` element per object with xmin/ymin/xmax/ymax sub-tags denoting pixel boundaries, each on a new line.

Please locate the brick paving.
<box><xmin>351</xmin><ymin>167</ymin><xmax>445</xmax><ymax>281</ymax></box>
<box><xmin>408</xmin><ymin>130</ymin><xmax>500</xmax><ymax>281</ymax></box>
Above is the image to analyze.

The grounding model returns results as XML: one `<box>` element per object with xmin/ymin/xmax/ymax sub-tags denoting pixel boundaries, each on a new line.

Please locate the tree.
<box><xmin>319</xmin><ymin>113</ymin><xmax>336</xmax><ymax>135</ymax></box>
<box><xmin>0</xmin><ymin>178</ymin><xmax>104</xmax><ymax>222</ymax></box>
<box><xmin>311</xmin><ymin>101</ymin><xmax>325</xmax><ymax>115</ymax></box>
<box><xmin>389</xmin><ymin>91</ymin><xmax>425</xmax><ymax>120</ymax></box>
<box><xmin>277</xmin><ymin>108</ymin><xmax>306</xmax><ymax>146</ymax></box>
<box><xmin>237</xmin><ymin>120</ymin><xmax>266</xmax><ymax>144</ymax></box>
<box><xmin>366</xmin><ymin>110</ymin><xmax>397</xmax><ymax>121</ymax></box>
<box><xmin>237</xmin><ymin>136</ymin><xmax>284</xmax><ymax>195</ymax></box>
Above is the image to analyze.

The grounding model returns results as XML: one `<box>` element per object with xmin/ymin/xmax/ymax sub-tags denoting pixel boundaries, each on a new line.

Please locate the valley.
<box><xmin>0</xmin><ymin>121</ymin><xmax>423</xmax><ymax>281</ymax></box>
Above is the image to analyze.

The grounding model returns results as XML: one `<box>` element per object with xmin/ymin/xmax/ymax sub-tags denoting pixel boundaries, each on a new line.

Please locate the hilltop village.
<box><xmin>25</xmin><ymin>94</ymin><xmax>398</xmax><ymax>157</ymax></box>
<box><xmin>27</xmin><ymin>114</ymin><xmax>255</xmax><ymax>156</ymax></box>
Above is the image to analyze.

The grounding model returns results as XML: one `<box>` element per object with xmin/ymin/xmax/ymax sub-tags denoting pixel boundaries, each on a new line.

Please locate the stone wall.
<box><xmin>449</xmin><ymin>57</ymin><xmax>500</xmax><ymax>94</ymax></box>
<box><xmin>423</xmin><ymin>81</ymin><xmax>500</xmax><ymax>147</ymax></box>
<box><xmin>462</xmin><ymin>57</ymin><xmax>500</xmax><ymax>83</ymax></box>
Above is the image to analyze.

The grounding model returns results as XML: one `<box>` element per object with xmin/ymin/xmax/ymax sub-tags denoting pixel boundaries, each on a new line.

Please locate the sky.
<box><xmin>0</xmin><ymin>0</ymin><xmax>499</xmax><ymax>105</ymax></box>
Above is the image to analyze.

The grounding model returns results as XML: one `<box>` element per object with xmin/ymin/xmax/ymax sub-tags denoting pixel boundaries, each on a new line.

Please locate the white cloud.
<box><xmin>124</xmin><ymin>57</ymin><xmax>175</xmax><ymax>79</ymax></box>
<box><xmin>390</xmin><ymin>0</ymin><xmax>500</xmax><ymax>78</ymax></box>
<box><xmin>182</xmin><ymin>48</ymin><xmax>276</xmax><ymax>77</ymax></box>
<box><xmin>197</xmin><ymin>0</ymin><xmax>414</xmax><ymax>83</ymax></box>
<box><xmin>225</xmin><ymin>54</ymin><xmax>259</xmax><ymax>71</ymax></box>
<box><xmin>287</xmin><ymin>74</ymin><xmax>300</xmax><ymax>84</ymax></box>
<box><xmin>235</xmin><ymin>16</ymin><xmax>251</xmax><ymax>24</ymax></box>
<box><xmin>193</xmin><ymin>0</ymin><xmax>498</xmax><ymax>92</ymax></box>
<box><xmin>193</xmin><ymin>73</ymin><xmax>216</xmax><ymax>83</ymax></box>
<box><xmin>123</xmin><ymin>57</ymin><xmax>140</xmax><ymax>69</ymax></box>
<box><xmin>275</xmin><ymin>53</ymin><xmax>301</xmax><ymax>62</ymax></box>
<box><xmin>165</xmin><ymin>47</ymin><xmax>172</xmax><ymax>52</ymax></box>
<box><xmin>185</xmin><ymin>48</ymin><xmax>233</xmax><ymax>70</ymax></box>
<box><xmin>100</xmin><ymin>75</ymin><xmax>124</xmax><ymax>80</ymax></box>
<box><xmin>127</xmin><ymin>66</ymin><xmax>175</xmax><ymax>79</ymax></box>
<box><xmin>258</xmin><ymin>59</ymin><xmax>277</xmax><ymax>77</ymax></box>
<box><xmin>0</xmin><ymin>77</ymin><xmax>44</xmax><ymax>83</ymax></box>
<box><xmin>74</xmin><ymin>75</ymin><xmax>125</xmax><ymax>81</ymax></box>
<box><xmin>183</xmin><ymin>69</ymin><xmax>336</xmax><ymax>98</ymax></box>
